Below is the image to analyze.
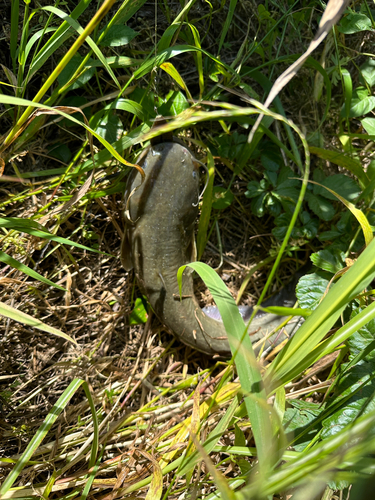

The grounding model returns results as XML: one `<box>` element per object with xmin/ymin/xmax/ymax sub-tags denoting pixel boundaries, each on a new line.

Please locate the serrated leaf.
<box><xmin>346</xmin><ymin>307</ymin><xmax>375</xmax><ymax>361</ymax></box>
<box><xmin>274</xmin><ymin>186</ymin><xmax>300</xmax><ymax>202</ymax></box>
<box><xmin>321</xmin><ymin>361</ymin><xmax>375</xmax><ymax>439</ymax></box>
<box><xmin>309</xmin><ymin>146</ymin><xmax>369</xmax><ymax>188</ymax></box>
<box><xmin>276</xmin><ymin>166</ymin><xmax>301</xmax><ymax>187</ymax></box>
<box><xmin>308</xmin><ymin>178</ymin><xmax>372</xmax><ymax>246</ymax></box>
<box><xmin>272</xmin><ymin>226</ymin><xmax>287</xmax><ymax>240</ymax></box>
<box><xmin>296</xmin><ymin>272</ymin><xmax>330</xmax><ymax>310</ymax></box>
<box><xmin>305</xmin><ymin>192</ymin><xmax>336</xmax><ymax>221</ymax></box>
<box><xmin>251</xmin><ymin>192</ymin><xmax>267</xmax><ymax>217</ymax></box>
<box><xmin>264</xmin><ymin>169</ymin><xmax>278</xmax><ymax>187</ymax></box>
<box><xmin>283</xmin><ymin>405</ymin><xmax>322</xmax><ymax>452</ymax></box>
<box><xmin>266</xmin><ymin>196</ymin><xmax>282</xmax><ymax>217</ymax></box>
<box><xmin>300</xmin><ymin>217</ymin><xmax>319</xmax><ymax>239</ymax></box>
<box><xmin>320</xmin><ymin>175</ymin><xmax>361</xmax><ymax>202</ymax></box>
<box><xmin>99</xmin><ymin>25</ymin><xmax>138</xmax><ymax>47</ymax></box>
<box><xmin>245</xmin><ymin>181</ymin><xmax>264</xmax><ymax>198</ymax></box>
<box><xmin>310</xmin><ymin>249</ymin><xmax>345</xmax><ymax>274</ymax></box>
<box><xmin>319</xmin><ymin>229</ymin><xmax>343</xmax><ymax>241</ymax></box>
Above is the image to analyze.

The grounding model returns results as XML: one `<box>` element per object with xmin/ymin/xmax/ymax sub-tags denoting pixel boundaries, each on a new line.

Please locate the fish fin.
<box><xmin>120</xmin><ymin>231</ymin><xmax>133</xmax><ymax>271</ymax></box>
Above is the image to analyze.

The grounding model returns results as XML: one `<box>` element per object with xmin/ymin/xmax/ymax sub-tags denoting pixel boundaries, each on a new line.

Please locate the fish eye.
<box><xmin>192</xmin><ymin>171</ymin><xmax>197</xmax><ymax>179</ymax></box>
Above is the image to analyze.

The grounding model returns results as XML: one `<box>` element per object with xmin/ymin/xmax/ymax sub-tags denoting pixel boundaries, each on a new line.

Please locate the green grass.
<box><xmin>1</xmin><ymin>1</ymin><xmax>375</xmax><ymax>499</ymax></box>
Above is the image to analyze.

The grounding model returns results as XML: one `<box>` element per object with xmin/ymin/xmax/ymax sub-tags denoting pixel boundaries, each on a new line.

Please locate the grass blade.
<box><xmin>177</xmin><ymin>262</ymin><xmax>275</xmax><ymax>472</ymax></box>
<box><xmin>0</xmin><ymin>217</ymin><xmax>110</xmax><ymax>255</ymax></box>
<box><xmin>0</xmin><ymin>378</ymin><xmax>85</xmax><ymax>496</ymax></box>
<box><xmin>0</xmin><ymin>250</ymin><xmax>66</xmax><ymax>290</ymax></box>
<box><xmin>0</xmin><ymin>301</ymin><xmax>76</xmax><ymax>344</ymax></box>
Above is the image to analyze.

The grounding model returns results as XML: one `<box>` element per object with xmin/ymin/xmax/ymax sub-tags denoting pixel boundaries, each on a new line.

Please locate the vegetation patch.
<box><xmin>1</xmin><ymin>1</ymin><xmax>375</xmax><ymax>499</ymax></box>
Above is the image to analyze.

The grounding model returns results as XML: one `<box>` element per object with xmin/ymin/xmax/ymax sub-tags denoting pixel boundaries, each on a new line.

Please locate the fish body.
<box><xmin>122</xmin><ymin>141</ymin><xmax>301</xmax><ymax>356</ymax></box>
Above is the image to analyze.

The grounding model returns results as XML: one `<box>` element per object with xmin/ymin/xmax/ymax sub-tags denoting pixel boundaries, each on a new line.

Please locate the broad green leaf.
<box><xmin>94</xmin><ymin>112</ymin><xmax>123</xmax><ymax>143</ymax></box>
<box><xmin>0</xmin><ymin>301</ymin><xmax>76</xmax><ymax>343</ymax></box>
<box><xmin>295</xmin><ymin>271</ymin><xmax>330</xmax><ymax>310</ymax></box>
<box><xmin>321</xmin><ymin>361</ymin><xmax>375</xmax><ymax>439</ymax></box>
<box><xmin>239</xmin><ymin>409</ymin><xmax>375</xmax><ymax>498</ymax></box>
<box><xmin>261</xmin><ymin>150</ymin><xmax>281</xmax><ymax>172</ymax></box>
<box><xmin>245</xmin><ymin>181</ymin><xmax>264</xmax><ymax>198</ymax></box>
<box><xmin>98</xmin><ymin>25</ymin><xmax>138</xmax><ymax>47</ymax></box>
<box><xmin>361</xmin><ymin>117</ymin><xmax>375</xmax><ymax>135</ymax></box>
<box><xmin>274</xmin><ymin>186</ymin><xmax>300</xmax><ymax>203</ymax></box>
<box><xmin>57</xmin><ymin>53</ymin><xmax>96</xmax><ymax>89</ymax></box>
<box><xmin>318</xmin><ymin>175</ymin><xmax>361</xmax><ymax>202</ymax></box>
<box><xmin>277</xmin><ymin>166</ymin><xmax>301</xmax><ymax>187</ymax></box>
<box><xmin>283</xmin><ymin>402</ymin><xmax>323</xmax><ymax>451</ymax></box>
<box><xmin>305</xmin><ymin>192</ymin><xmax>336</xmax><ymax>221</ymax></box>
<box><xmin>310</xmin><ymin>249</ymin><xmax>345</xmax><ymax>274</ymax></box>
<box><xmin>159</xmin><ymin>90</ymin><xmax>190</xmax><ymax>117</ymax></box>
<box><xmin>338</xmin><ymin>12</ymin><xmax>372</xmax><ymax>34</ymax></box>
<box><xmin>345</xmin><ymin>95</ymin><xmax>375</xmax><ymax>118</ymax></box>
<box><xmin>309</xmin><ymin>178</ymin><xmax>372</xmax><ymax>246</ymax></box>
<box><xmin>360</xmin><ymin>58</ymin><xmax>375</xmax><ymax>87</ymax></box>
<box><xmin>252</xmin><ymin>192</ymin><xmax>268</xmax><ymax>217</ymax></box>
<box><xmin>49</xmin><ymin>143</ymin><xmax>72</xmax><ymax>163</ymax></box>
<box><xmin>129</xmin><ymin>297</ymin><xmax>148</xmax><ymax>325</ymax></box>
<box><xmin>347</xmin><ymin>307</ymin><xmax>375</xmax><ymax>362</ymax></box>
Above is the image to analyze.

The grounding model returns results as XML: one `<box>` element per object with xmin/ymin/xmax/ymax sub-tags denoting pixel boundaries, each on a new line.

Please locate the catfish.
<box><xmin>121</xmin><ymin>140</ymin><xmax>302</xmax><ymax>356</ymax></box>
